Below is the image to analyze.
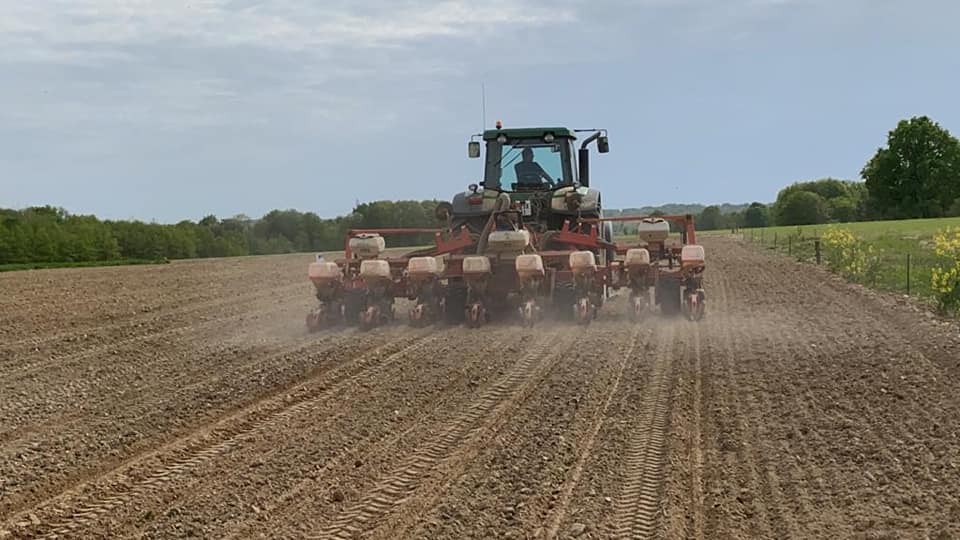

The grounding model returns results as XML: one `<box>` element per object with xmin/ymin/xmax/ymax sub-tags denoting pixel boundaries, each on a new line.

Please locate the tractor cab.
<box><xmin>476</xmin><ymin>127</ymin><xmax>578</xmax><ymax>192</ymax></box>
<box><xmin>452</xmin><ymin>124</ymin><xmax>609</xmax><ymax>229</ymax></box>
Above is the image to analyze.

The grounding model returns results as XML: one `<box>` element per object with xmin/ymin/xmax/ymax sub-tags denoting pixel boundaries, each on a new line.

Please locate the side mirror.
<box><xmin>468</xmin><ymin>141</ymin><xmax>481</xmax><ymax>158</ymax></box>
<box><xmin>597</xmin><ymin>136</ymin><xmax>610</xmax><ymax>154</ymax></box>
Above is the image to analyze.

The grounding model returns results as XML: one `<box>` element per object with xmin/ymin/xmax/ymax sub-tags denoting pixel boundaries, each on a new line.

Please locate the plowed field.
<box><xmin>2</xmin><ymin>238</ymin><xmax>959</xmax><ymax>539</ymax></box>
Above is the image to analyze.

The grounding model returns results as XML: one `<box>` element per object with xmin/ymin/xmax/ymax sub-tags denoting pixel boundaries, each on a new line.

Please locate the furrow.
<box><xmin>2</xmin><ymin>331</ymin><xmax>438</xmax><ymax>537</ymax></box>
<box><xmin>543</xmin><ymin>327</ymin><xmax>645</xmax><ymax>540</ymax></box>
<box><xmin>0</xmin><ymin>282</ymin><xmax>304</xmax><ymax>381</ymax></box>
<box><xmin>314</xmin><ymin>329</ymin><xmax>571</xmax><ymax>540</ymax></box>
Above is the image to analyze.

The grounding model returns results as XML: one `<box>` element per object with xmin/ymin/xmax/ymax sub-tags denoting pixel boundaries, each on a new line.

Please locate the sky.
<box><xmin>2</xmin><ymin>0</ymin><xmax>959</xmax><ymax>222</ymax></box>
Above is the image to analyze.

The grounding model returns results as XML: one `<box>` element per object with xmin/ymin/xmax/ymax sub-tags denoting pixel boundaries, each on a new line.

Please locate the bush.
<box><xmin>820</xmin><ymin>227</ymin><xmax>881</xmax><ymax>283</ymax></box>
<box><xmin>947</xmin><ymin>198</ymin><xmax>960</xmax><ymax>218</ymax></box>
<box><xmin>931</xmin><ymin>228</ymin><xmax>960</xmax><ymax>313</ymax></box>
<box><xmin>776</xmin><ymin>191</ymin><xmax>829</xmax><ymax>226</ymax></box>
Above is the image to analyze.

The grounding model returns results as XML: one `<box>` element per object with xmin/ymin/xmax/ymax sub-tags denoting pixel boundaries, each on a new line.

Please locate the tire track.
<box><xmin>609</xmin><ymin>322</ymin><xmax>677</xmax><ymax>539</ymax></box>
<box><xmin>1</xmin><ymin>281</ymin><xmax>295</xmax><ymax>350</ymax></box>
<box><xmin>542</xmin><ymin>327</ymin><xmax>645</xmax><ymax>540</ymax></box>
<box><xmin>313</xmin><ymin>329</ymin><xmax>574</xmax><ymax>540</ymax></box>
<box><xmin>0</xmin><ymin>328</ymin><xmax>369</xmax><ymax>513</ymax></box>
<box><xmin>2</xmin><ymin>330</ymin><xmax>439</xmax><ymax>537</ymax></box>
<box><xmin>770</xmin><ymin>276</ymin><xmax>939</xmax><ymax>536</ymax></box>
<box><xmin>0</xmin><ymin>325</ymin><xmax>337</xmax><ymax>462</ymax></box>
<box><xmin>709</xmin><ymin>264</ymin><xmax>777</xmax><ymax>538</ymax></box>
<box><xmin>0</xmin><ymin>282</ymin><xmax>305</xmax><ymax>380</ymax></box>
<box><xmin>715</xmin><ymin>240</ymin><xmax>849</xmax><ymax>537</ymax></box>
<box><xmin>727</xmin><ymin>314</ymin><xmax>801</xmax><ymax>538</ymax></box>
<box><xmin>737</xmin><ymin>239</ymin><xmax>936</xmax><ymax>534</ymax></box>
<box><xmin>0</xmin><ymin>268</ymin><xmax>303</xmax><ymax>354</ymax></box>
<box><xmin>688</xmin><ymin>324</ymin><xmax>706</xmax><ymax>540</ymax></box>
<box><xmin>0</xmin><ymin>303</ymin><xmax>309</xmax><ymax>444</ymax></box>
<box><xmin>710</xmin><ymin>237</ymin><xmax>960</xmax><ymax>537</ymax></box>
<box><xmin>208</xmin><ymin>329</ymin><xmax>532</xmax><ymax>540</ymax></box>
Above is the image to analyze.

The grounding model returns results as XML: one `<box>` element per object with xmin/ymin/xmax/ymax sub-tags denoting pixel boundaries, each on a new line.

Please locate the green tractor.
<box><xmin>446</xmin><ymin>125</ymin><xmax>612</xmax><ymax>247</ymax></box>
<box><xmin>307</xmin><ymin>123</ymin><xmax>705</xmax><ymax>330</ymax></box>
<box><xmin>433</xmin><ymin>124</ymin><xmax>615</xmax><ymax>325</ymax></box>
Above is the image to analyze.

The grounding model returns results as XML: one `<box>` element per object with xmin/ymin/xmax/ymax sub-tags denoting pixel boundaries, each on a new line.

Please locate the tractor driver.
<box><xmin>514</xmin><ymin>147</ymin><xmax>555</xmax><ymax>187</ymax></box>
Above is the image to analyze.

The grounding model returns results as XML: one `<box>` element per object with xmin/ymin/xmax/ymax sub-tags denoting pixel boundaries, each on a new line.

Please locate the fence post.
<box><xmin>815</xmin><ymin>240</ymin><xmax>821</xmax><ymax>265</ymax></box>
<box><xmin>774</xmin><ymin>232</ymin><xmax>778</xmax><ymax>248</ymax></box>
<box><xmin>788</xmin><ymin>236</ymin><xmax>792</xmax><ymax>256</ymax></box>
<box><xmin>906</xmin><ymin>253</ymin><xmax>911</xmax><ymax>295</ymax></box>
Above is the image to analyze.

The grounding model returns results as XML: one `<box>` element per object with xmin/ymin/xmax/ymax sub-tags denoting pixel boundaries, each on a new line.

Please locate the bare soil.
<box><xmin>2</xmin><ymin>239</ymin><xmax>959</xmax><ymax>539</ymax></box>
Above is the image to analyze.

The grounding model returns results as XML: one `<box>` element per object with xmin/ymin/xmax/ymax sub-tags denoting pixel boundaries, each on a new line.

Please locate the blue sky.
<box><xmin>2</xmin><ymin>0</ymin><xmax>958</xmax><ymax>222</ymax></box>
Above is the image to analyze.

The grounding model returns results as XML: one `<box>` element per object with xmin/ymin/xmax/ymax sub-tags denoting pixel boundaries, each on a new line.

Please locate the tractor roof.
<box><xmin>482</xmin><ymin>127</ymin><xmax>576</xmax><ymax>141</ymax></box>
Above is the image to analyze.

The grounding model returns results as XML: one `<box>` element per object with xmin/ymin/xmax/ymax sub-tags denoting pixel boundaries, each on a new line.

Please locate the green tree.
<box><xmin>724</xmin><ymin>210</ymin><xmax>745</xmax><ymax>230</ymax></box>
<box><xmin>1</xmin><ymin>220</ymin><xmax>31</xmax><ymax>263</ymax></box>
<box><xmin>774</xmin><ymin>179</ymin><xmax>867</xmax><ymax>223</ymax></box>
<box><xmin>0</xmin><ymin>222</ymin><xmax>12</xmax><ymax>263</ymax></box>
<box><xmin>743</xmin><ymin>202</ymin><xmax>770</xmax><ymax>228</ymax></box>
<box><xmin>198</xmin><ymin>215</ymin><xmax>219</xmax><ymax>228</ymax></box>
<box><xmin>862</xmin><ymin>116</ymin><xmax>960</xmax><ymax>219</ymax></box>
<box><xmin>948</xmin><ymin>198</ymin><xmax>960</xmax><ymax>218</ymax></box>
<box><xmin>0</xmin><ymin>199</ymin><xmax>447</xmax><ymax>265</ymax></box>
<box><xmin>776</xmin><ymin>191</ymin><xmax>828</xmax><ymax>226</ymax></box>
<box><xmin>827</xmin><ymin>196</ymin><xmax>859</xmax><ymax>223</ymax></box>
<box><xmin>697</xmin><ymin>205</ymin><xmax>722</xmax><ymax>230</ymax></box>
<box><xmin>31</xmin><ymin>225</ymin><xmax>59</xmax><ymax>262</ymax></box>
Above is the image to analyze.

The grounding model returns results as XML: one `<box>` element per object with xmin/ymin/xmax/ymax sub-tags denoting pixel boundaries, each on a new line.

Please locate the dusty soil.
<box><xmin>2</xmin><ymin>239</ymin><xmax>959</xmax><ymax>539</ymax></box>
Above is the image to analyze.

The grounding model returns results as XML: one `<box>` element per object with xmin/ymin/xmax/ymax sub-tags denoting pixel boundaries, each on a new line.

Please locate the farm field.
<box><xmin>746</xmin><ymin>216</ymin><xmax>960</xmax><ymax>240</ymax></box>
<box><xmin>2</xmin><ymin>237</ymin><xmax>959</xmax><ymax>539</ymax></box>
<box><xmin>740</xmin><ymin>217</ymin><xmax>960</xmax><ymax>302</ymax></box>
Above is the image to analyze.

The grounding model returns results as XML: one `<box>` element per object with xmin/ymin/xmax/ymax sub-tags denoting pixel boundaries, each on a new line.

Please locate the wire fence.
<box><xmin>744</xmin><ymin>227</ymin><xmax>941</xmax><ymax>299</ymax></box>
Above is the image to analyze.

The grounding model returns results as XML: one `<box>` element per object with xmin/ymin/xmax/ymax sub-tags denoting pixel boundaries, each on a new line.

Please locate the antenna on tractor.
<box><xmin>481</xmin><ymin>82</ymin><xmax>487</xmax><ymax>130</ymax></box>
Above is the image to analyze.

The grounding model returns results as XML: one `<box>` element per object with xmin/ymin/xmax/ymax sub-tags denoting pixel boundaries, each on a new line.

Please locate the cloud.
<box><xmin>0</xmin><ymin>0</ymin><xmax>576</xmax><ymax>62</ymax></box>
<box><xmin>4</xmin><ymin>0</ymin><xmax>959</xmax><ymax>222</ymax></box>
<box><xmin>0</xmin><ymin>0</ymin><xmax>583</xmax><ymax>140</ymax></box>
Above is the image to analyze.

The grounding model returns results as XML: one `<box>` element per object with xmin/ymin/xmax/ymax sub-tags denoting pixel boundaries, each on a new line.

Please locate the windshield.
<box><xmin>484</xmin><ymin>138</ymin><xmax>572</xmax><ymax>190</ymax></box>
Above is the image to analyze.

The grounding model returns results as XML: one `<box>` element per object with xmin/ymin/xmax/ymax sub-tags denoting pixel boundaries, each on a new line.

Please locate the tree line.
<box><xmin>4</xmin><ymin>115</ymin><xmax>957</xmax><ymax>264</ymax></box>
<box><xmin>0</xmin><ymin>201</ymin><xmax>440</xmax><ymax>265</ymax></box>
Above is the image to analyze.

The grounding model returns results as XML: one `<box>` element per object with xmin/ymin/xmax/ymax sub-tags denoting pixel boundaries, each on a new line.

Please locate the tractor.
<box><xmin>306</xmin><ymin>123</ymin><xmax>705</xmax><ymax>330</ymax></box>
